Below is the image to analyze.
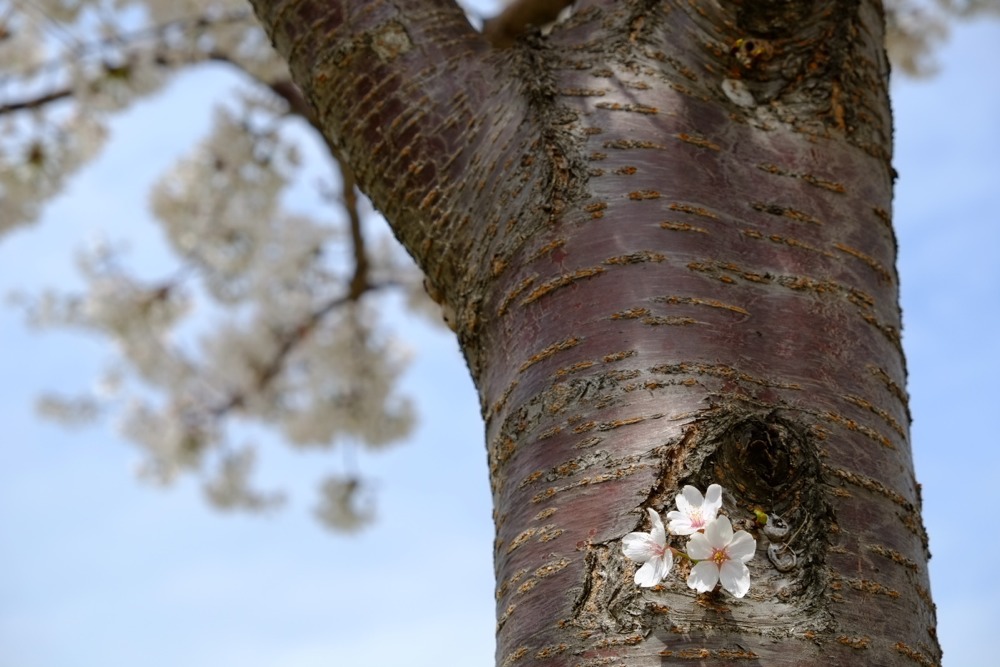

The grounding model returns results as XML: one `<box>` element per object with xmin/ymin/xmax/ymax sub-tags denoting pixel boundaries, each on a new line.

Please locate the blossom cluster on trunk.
<box><xmin>623</xmin><ymin>485</ymin><xmax>757</xmax><ymax>598</ymax></box>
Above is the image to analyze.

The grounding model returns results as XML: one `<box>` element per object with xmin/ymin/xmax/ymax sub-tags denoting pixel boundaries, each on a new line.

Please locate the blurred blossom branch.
<box><xmin>1</xmin><ymin>0</ymin><xmax>435</xmax><ymax>530</ymax></box>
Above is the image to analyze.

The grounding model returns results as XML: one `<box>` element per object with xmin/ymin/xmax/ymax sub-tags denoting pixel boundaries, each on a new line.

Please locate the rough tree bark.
<box><xmin>249</xmin><ymin>1</ymin><xmax>940</xmax><ymax>664</ymax></box>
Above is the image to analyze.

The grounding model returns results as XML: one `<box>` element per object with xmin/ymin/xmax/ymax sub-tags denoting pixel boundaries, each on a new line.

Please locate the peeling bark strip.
<box><xmin>250</xmin><ymin>0</ymin><xmax>938</xmax><ymax>665</ymax></box>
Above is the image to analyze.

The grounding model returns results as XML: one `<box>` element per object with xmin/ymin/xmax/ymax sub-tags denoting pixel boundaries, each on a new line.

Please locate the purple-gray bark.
<box><xmin>250</xmin><ymin>1</ymin><xmax>940</xmax><ymax>664</ymax></box>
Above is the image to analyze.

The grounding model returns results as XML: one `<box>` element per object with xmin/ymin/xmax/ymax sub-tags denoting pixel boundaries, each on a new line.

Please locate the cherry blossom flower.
<box><xmin>622</xmin><ymin>508</ymin><xmax>673</xmax><ymax>587</ymax></box>
<box><xmin>685</xmin><ymin>516</ymin><xmax>757</xmax><ymax>598</ymax></box>
<box><xmin>667</xmin><ymin>483</ymin><xmax>722</xmax><ymax>535</ymax></box>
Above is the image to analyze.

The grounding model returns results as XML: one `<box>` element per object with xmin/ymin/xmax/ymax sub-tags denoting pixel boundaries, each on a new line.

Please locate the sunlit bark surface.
<box><xmin>252</xmin><ymin>1</ymin><xmax>940</xmax><ymax>664</ymax></box>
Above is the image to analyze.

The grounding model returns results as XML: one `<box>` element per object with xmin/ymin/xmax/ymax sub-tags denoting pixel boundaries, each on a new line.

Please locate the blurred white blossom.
<box><xmin>121</xmin><ymin>399</ymin><xmax>213</xmax><ymax>485</ymax></box>
<box><xmin>36</xmin><ymin>394</ymin><xmax>102</xmax><ymax>426</ymax></box>
<box><xmin>314</xmin><ymin>476</ymin><xmax>375</xmax><ymax>532</ymax></box>
<box><xmin>886</xmin><ymin>1</ymin><xmax>949</xmax><ymax>75</ymax></box>
<box><xmin>203</xmin><ymin>447</ymin><xmax>284</xmax><ymax>511</ymax></box>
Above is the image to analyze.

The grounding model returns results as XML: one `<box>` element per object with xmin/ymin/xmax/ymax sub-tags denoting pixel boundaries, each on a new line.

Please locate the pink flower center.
<box><xmin>711</xmin><ymin>548</ymin><xmax>729</xmax><ymax>566</ymax></box>
<box><xmin>689</xmin><ymin>509</ymin><xmax>705</xmax><ymax>528</ymax></box>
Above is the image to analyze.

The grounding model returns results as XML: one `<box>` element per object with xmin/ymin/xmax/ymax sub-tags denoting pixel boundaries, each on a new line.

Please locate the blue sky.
<box><xmin>1</xmin><ymin>16</ymin><xmax>998</xmax><ymax>667</ymax></box>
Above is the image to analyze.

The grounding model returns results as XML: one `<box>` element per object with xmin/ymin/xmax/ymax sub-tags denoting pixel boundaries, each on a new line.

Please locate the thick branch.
<box><xmin>247</xmin><ymin>0</ymin><xmax>536</xmax><ymax>296</ymax></box>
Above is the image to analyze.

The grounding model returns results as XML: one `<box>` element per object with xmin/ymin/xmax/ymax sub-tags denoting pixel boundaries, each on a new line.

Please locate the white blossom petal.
<box><xmin>705</xmin><ymin>515</ymin><xmax>735</xmax><ymax>548</ymax></box>
<box><xmin>646</xmin><ymin>507</ymin><xmax>666</xmax><ymax>543</ymax></box>
<box><xmin>680</xmin><ymin>485</ymin><xmax>705</xmax><ymax>511</ymax></box>
<box><xmin>687</xmin><ymin>561</ymin><xmax>720</xmax><ymax>593</ymax></box>
<box><xmin>719</xmin><ymin>561</ymin><xmax>751</xmax><ymax>598</ymax></box>
<box><xmin>665</xmin><ymin>510</ymin><xmax>693</xmax><ymax>534</ymax></box>
<box><xmin>704</xmin><ymin>483</ymin><xmax>723</xmax><ymax>513</ymax></box>
<box><xmin>652</xmin><ymin>551</ymin><xmax>674</xmax><ymax>582</ymax></box>
<box><xmin>623</xmin><ymin>533</ymin><xmax>661</xmax><ymax>562</ymax></box>
<box><xmin>634</xmin><ymin>552</ymin><xmax>673</xmax><ymax>587</ymax></box>
<box><xmin>727</xmin><ymin>530</ymin><xmax>757</xmax><ymax>562</ymax></box>
<box><xmin>686</xmin><ymin>531</ymin><xmax>713</xmax><ymax>560</ymax></box>
<box><xmin>634</xmin><ymin>560</ymin><xmax>659</xmax><ymax>587</ymax></box>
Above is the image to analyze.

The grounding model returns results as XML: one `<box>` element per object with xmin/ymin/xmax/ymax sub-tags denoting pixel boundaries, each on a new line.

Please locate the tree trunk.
<box><xmin>250</xmin><ymin>1</ymin><xmax>940</xmax><ymax>664</ymax></box>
